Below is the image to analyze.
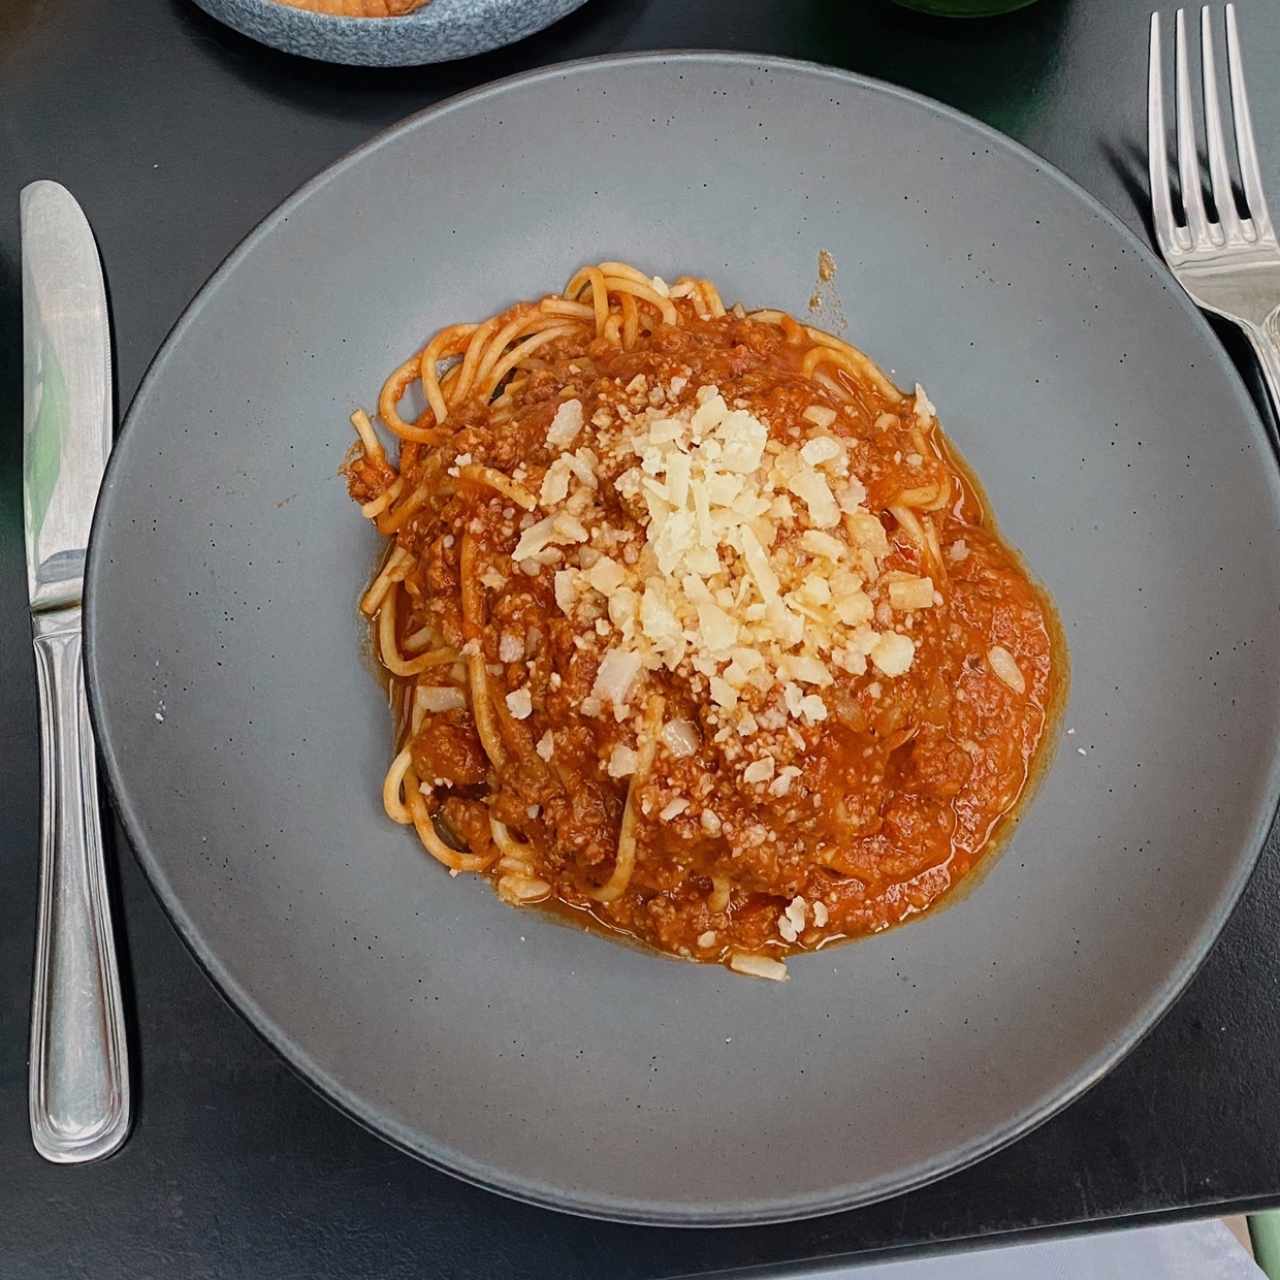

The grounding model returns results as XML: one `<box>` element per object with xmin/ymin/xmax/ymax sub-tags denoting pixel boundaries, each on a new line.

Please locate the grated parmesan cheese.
<box><xmin>729</xmin><ymin>952</ymin><xmax>789</xmax><ymax>981</ymax></box>
<box><xmin>511</xmin><ymin>516</ymin><xmax>557</xmax><ymax>562</ymax></box>
<box><xmin>419</xmin><ymin>686</ymin><xmax>466</xmax><ymax>713</ymax></box>
<box><xmin>554</xmin><ymin>569</ymin><xmax>576</xmax><ymax>614</ymax></box>
<box><xmin>660</xmin><ymin>719</ymin><xmax>699</xmax><ymax>758</ymax></box>
<box><xmin>888</xmin><ymin>576</ymin><xmax>936</xmax><ymax>612</ymax></box>
<box><xmin>505</xmin><ymin>688</ymin><xmax>533</xmax><ymax>719</ymax></box>
<box><xmin>800</xmin><ymin>436</ymin><xmax>842</xmax><ymax>466</ymax></box>
<box><xmin>591</xmin><ymin>649</ymin><xmax>643</xmax><ymax>708</ymax></box>
<box><xmin>913</xmin><ymin>383</ymin><xmax>936</xmax><ymax>422</ymax></box>
<box><xmin>502</xmin><ymin>376</ymin><xmax>938</xmax><ymax>771</ymax></box>
<box><xmin>785</xmin><ymin>466</ymin><xmax>840</xmax><ymax>528</ymax></box>
<box><xmin>769</xmin><ymin>766</ymin><xmax>801</xmax><ymax>797</ymax></box>
<box><xmin>801</xmin><ymin>529</ymin><xmax>845</xmax><ymax>561</ymax></box>
<box><xmin>539</xmin><ymin>458</ymin><xmax>571</xmax><ymax>506</ymax></box>
<box><xmin>988</xmin><ymin>645</ymin><xmax>1026</xmax><ymax>694</ymax></box>
<box><xmin>870</xmin><ymin>632</ymin><xmax>916</xmax><ymax>678</ymax></box>
<box><xmin>497</xmin><ymin>873</ymin><xmax>551</xmax><ymax>904</ymax></box>
<box><xmin>586</xmin><ymin>556</ymin><xmax>627</xmax><ymax>595</ymax></box>
<box><xmin>546</xmin><ymin>398</ymin><xmax>583</xmax><ymax>448</ymax></box>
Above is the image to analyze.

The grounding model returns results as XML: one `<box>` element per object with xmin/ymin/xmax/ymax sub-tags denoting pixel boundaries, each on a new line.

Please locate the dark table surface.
<box><xmin>4</xmin><ymin>0</ymin><xmax>1280</xmax><ymax>1276</ymax></box>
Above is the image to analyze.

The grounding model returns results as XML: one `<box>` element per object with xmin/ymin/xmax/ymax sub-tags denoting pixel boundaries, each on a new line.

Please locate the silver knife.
<box><xmin>22</xmin><ymin>180</ymin><xmax>130</xmax><ymax>1163</ymax></box>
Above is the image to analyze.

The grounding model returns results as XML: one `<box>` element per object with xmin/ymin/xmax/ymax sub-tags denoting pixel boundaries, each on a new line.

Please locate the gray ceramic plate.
<box><xmin>190</xmin><ymin>0</ymin><xmax>588</xmax><ymax>66</ymax></box>
<box><xmin>85</xmin><ymin>54</ymin><xmax>1280</xmax><ymax>1225</ymax></box>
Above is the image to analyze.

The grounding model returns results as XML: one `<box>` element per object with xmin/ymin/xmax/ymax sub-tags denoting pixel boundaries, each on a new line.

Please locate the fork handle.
<box><xmin>1247</xmin><ymin>309</ymin><xmax>1280</xmax><ymax>427</ymax></box>
<box><xmin>29</xmin><ymin>606</ymin><xmax>130</xmax><ymax>1163</ymax></box>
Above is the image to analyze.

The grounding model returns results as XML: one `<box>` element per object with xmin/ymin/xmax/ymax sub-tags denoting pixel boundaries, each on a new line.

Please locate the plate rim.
<box><xmin>84</xmin><ymin>49</ymin><xmax>1280</xmax><ymax>1226</ymax></box>
<box><xmin>189</xmin><ymin>0</ymin><xmax>592</xmax><ymax>68</ymax></box>
<box><xmin>198</xmin><ymin>0</ymin><xmax>571</xmax><ymax>31</ymax></box>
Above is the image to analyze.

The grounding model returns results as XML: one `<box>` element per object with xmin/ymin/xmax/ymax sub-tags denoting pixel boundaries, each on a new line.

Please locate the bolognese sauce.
<box><xmin>343</xmin><ymin>263</ymin><xmax>1061</xmax><ymax>980</ymax></box>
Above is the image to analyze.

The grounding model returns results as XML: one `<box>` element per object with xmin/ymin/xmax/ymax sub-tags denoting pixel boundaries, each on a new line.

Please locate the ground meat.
<box><xmin>410</xmin><ymin>711</ymin><xmax>488</xmax><ymax>789</ymax></box>
<box><xmin>359</xmin><ymin>293</ymin><xmax>1061</xmax><ymax>967</ymax></box>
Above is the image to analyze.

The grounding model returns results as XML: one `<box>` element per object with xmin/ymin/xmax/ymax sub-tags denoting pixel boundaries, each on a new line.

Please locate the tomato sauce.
<box><xmin>353</xmin><ymin>305</ymin><xmax>1063</xmax><ymax>967</ymax></box>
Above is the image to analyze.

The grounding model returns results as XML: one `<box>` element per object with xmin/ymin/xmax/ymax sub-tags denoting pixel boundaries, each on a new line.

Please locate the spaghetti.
<box><xmin>343</xmin><ymin>262</ymin><xmax>1061</xmax><ymax>979</ymax></box>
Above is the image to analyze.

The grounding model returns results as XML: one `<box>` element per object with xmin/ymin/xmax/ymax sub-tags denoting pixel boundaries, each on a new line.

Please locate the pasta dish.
<box><xmin>343</xmin><ymin>262</ymin><xmax>1061</xmax><ymax>980</ymax></box>
<box><xmin>277</xmin><ymin>0</ymin><xmax>428</xmax><ymax>16</ymax></box>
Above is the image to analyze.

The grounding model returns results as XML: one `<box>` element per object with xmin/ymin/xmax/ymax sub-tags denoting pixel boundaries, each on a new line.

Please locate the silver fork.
<box><xmin>1148</xmin><ymin>4</ymin><xmax>1280</xmax><ymax>415</ymax></box>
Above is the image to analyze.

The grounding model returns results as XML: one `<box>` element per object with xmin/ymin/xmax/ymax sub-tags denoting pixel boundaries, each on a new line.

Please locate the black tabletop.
<box><xmin>4</xmin><ymin>0</ymin><xmax>1280</xmax><ymax>1276</ymax></box>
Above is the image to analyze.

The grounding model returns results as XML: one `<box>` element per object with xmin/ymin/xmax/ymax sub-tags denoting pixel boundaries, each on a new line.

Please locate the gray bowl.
<box><xmin>85</xmin><ymin>54</ymin><xmax>1280</xmax><ymax>1223</ymax></box>
<box><xmin>190</xmin><ymin>0</ymin><xmax>589</xmax><ymax>66</ymax></box>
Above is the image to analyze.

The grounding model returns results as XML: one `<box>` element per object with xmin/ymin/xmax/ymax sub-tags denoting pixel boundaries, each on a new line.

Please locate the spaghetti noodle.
<box><xmin>343</xmin><ymin>263</ymin><xmax>1061</xmax><ymax>979</ymax></box>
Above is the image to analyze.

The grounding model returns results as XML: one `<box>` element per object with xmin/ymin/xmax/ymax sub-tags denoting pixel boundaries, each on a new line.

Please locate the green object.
<box><xmin>24</xmin><ymin>315</ymin><xmax>68</xmax><ymax>543</ymax></box>
<box><xmin>1250</xmin><ymin>1212</ymin><xmax>1280</xmax><ymax>1279</ymax></box>
<box><xmin>894</xmin><ymin>0</ymin><xmax>1040</xmax><ymax>14</ymax></box>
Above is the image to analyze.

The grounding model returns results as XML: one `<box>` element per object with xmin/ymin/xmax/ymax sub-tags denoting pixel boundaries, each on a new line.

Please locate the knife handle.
<box><xmin>29</xmin><ymin>606</ymin><xmax>130</xmax><ymax>1163</ymax></box>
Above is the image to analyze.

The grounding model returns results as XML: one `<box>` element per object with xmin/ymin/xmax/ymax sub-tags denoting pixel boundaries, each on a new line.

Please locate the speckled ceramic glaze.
<box><xmin>190</xmin><ymin>0</ymin><xmax>588</xmax><ymax>66</ymax></box>
<box><xmin>85</xmin><ymin>56</ymin><xmax>1280</xmax><ymax>1224</ymax></box>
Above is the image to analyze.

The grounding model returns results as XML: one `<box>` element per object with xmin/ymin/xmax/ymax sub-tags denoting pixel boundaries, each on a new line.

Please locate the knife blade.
<box><xmin>23</xmin><ymin>182</ymin><xmax>112</xmax><ymax>611</ymax></box>
<box><xmin>22</xmin><ymin>180</ymin><xmax>130</xmax><ymax>1163</ymax></box>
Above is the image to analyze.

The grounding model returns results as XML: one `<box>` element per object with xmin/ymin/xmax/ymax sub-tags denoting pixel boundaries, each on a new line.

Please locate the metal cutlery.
<box><xmin>22</xmin><ymin>180</ymin><xmax>130</xmax><ymax>1163</ymax></box>
<box><xmin>1148</xmin><ymin>4</ymin><xmax>1280</xmax><ymax>417</ymax></box>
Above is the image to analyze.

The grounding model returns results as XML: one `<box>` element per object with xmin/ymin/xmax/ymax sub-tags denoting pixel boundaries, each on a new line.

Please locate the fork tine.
<box><xmin>1225</xmin><ymin>2</ymin><xmax>1274</xmax><ymax>235</ymax></box>
<box><xmin>1200</xmin><ymin>7</ymin><xmax>1244</xmax><ymax>240</ymax></box>
<box><xmin>1148</xmin><ymin>13</ymin><xmax>1181</xmax><ymax>257</ymax></box>
<box><xmin>1175</xmin><ymin>8</ymin><xmax>1212</xmax><ymax>245</ymax></box>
